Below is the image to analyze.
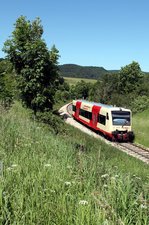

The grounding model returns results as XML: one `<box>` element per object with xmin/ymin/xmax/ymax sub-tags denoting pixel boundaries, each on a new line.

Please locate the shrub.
<box><xmin>131</xmin><ymin>95</ymin><xmax>149</xmax><ymax>113</ymax></box>
<box><xmin>36</xmin><ymin>111</ymin><xmax>66</xmax><ymax>134</ymax></box>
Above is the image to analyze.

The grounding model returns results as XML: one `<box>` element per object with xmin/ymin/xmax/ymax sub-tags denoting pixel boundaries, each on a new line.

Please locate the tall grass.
<box><xmin>0</xmin><ymin>102</ymin><xmax>149</xmax><ymax>224</ymax></box>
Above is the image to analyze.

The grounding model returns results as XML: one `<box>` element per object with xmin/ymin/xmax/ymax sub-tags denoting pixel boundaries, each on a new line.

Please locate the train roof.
<box><xmin>74</xmin><ymin>99</ymin><xmax>130</xmax><ymax>111</ymax></box>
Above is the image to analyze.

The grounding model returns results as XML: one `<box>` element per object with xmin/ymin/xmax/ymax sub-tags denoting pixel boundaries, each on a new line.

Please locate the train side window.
<box><xmin>80</xmin><ymin>109</ymin><xmax>83</xmax><ymax>116</ymax></box>
<box><xmin>106</xmin><ymin>113</ymin><xmax>109</xmax><ymax>120</ymax></box>
<box><xmin>98</xmin><ymin>114</ymin><xmax>106</xmax><ymax>125</ymax></box>
<box><xmin>72</xmin><ymin>105</ymin><xmax>76</xmax><ymax>112</ymax></box>
<box><xmin>88</xmin><ymin>112</ymin><xmax>92</xmax><ymax>120</ymax></box>
<box><xmin>79</xmin><ymin>109</ymin><xmax>92</xmax><ymax>120</ymax></box>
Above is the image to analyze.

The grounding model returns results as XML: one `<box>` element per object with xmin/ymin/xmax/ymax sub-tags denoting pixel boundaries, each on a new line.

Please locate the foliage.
<box><xmin>131</xmin><ymin>95</ymin><xmax>149</xmax><ymax>113</ymax></box>
<box><xmin>35</xmin><ymin>111</ymin><xmax>67</xmax><ymax>135</ymax></box>
<box><xmin>55</xmin><ymin>79</ymin><xmax>94</xmax><ymax>102</ymax></box>
<box><xmin>70</xmin><ymin>80</ymin><xmax>93</xmax><ymax>99</ymax></box>
<box><xmin>137</xmin><ymin>74</ymin><xmax>149</xmax><ymax>96</ymax></box>
<box><xmin>54</xmin><ymin>80</ymin><xmax>71</xmax><ymax>102</ymax></box>
<box><xmin>89</xmin><ymin>61</ymin><xmax>149</xmax><ymax>112</ymax></box>
<box><xmin>118</xmin><ymin>61</ymin><xmax>143</xmax><ymax>94</ymax></box>
<box><xmin>0</xmin><ymin>60</ymin><xmax>16</xmax><ymax>108</ymax></box>
<box><xmin>3</xmin><ymin>16</ymin><xmax>60</xmax><ymax>114</ymax></box>
<box><xmin>89</xmin><ymin>73</ymin><xmax>120</xmax><ymax>104</ymax></box>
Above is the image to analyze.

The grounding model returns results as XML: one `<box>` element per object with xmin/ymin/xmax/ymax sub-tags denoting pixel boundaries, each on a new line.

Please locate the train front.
<box><xmin>111</xmin><ymin>109</ymin><xmax>134</xmax><ymax>142</ymax></box>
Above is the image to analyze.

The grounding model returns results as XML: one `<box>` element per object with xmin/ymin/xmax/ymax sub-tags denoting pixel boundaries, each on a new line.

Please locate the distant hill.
<box><xmin>59</xmin><ymin>64</ymin><xmax>149</xmax><ymax>79</ymax></box>
<box><xmin>59</xmin><ymin>64</ymin><xmax>114</xmax><ymax>79</ymax></box>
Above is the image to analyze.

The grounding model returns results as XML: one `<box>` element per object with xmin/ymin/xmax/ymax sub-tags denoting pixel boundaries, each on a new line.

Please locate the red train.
<box><xmin>72</xmin><ymin>100</ymin><xmax>135</xmax><ymax>142</ymax></box>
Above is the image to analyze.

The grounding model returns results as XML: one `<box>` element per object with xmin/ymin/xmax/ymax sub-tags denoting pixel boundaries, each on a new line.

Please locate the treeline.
<box><xmin>56</xmin><ymin>61</ymin><xmax>149</xmax><ymax>113</ymax></box>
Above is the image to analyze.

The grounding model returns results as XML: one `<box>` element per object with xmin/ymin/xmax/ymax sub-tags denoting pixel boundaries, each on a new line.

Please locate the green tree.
<box><xmin>131</xmin><ymin>95</ymin><xmax>149</xmax><ymax>113</ymax></box>
<box><xmin>3</xmin><ymin>16</ymin><xmax>59</xmax><ymax>114</ymax></box>
<box><xmin>118</xmin><ymin>61</ymin><xmax>143</xmax><ymax>95</ymax></box>
<box><xmin>89</xmin><ymin>80</ymin><xmax>102</xmax><ymax>102</ymax></box>
<box><xmin>72</xmin><ymin>80</ymin><xmax>92</xmax><ymax>99</ymax></box>
<box><xmin>89</xmin><ymin>73</ymin><xmax>119</xmax><ymax>104</ymax></box>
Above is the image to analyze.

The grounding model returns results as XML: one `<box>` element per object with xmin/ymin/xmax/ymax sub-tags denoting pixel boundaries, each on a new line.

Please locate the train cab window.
<box><xmin>72</xmin><ymin>105</ymin><xmax>76</xmax><ymax>112</ymax></box>
<box><xmin>112</xmin><ymin>111</ymin><xmax>130</xmax><ymax>126</ymax></box>
<box><xmin>98</xmin><ymin>114</ymin><xmax>106</xmax><ymax>125</ymax></box>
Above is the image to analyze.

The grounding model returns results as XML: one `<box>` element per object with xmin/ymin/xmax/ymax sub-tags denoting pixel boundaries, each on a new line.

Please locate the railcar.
<box><xmin>72</xmin><ymin>100</ymin><xmax>134</xmax><ymax>142</ymax></box>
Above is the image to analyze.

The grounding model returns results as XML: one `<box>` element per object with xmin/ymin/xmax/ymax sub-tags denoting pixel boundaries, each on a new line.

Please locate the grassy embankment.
<box><xmin>0</xmin><ymin>102</ymin><xmax>148</xmax><ymax>224</ymax></box>
<box><xmin>64</xmin><ymin>77</ymin><xmax>97</xmax><ymax>86</ymax></box>
<box><xmin>133</xmin><ymin>109</ymin><xmax>149</xmax><ymax>148</ymax></box>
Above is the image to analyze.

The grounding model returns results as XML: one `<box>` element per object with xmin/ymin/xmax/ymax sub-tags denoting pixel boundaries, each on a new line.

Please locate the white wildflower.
<box><xmin>111</xmin><ymin>177</ymin><xmax>116</xmax><ymax>180</ymax></box>
<box><xmin>44</xmin><ymin>163</ymin><xmax>51</xmax><ymax>167</ymax></box>
<box><xmin>50</xmin><ymin>189</ymin><xmax>56</xmax><ymax>193</ymax></box>
<box><xmin>67</xmin><ymin>165</ymin><xmax>72</xmax><ymax>169</ymax></box>
<box><xmin>101</xmin><ymin>174</ymin><xmax>109</xmax><ymax>178</ymax></box>
<box><xmin>7</xmin><ymin>164</ymin><xmax>18</xmax><ymax>171</ymax></box>
<box><xmin>24</xmin><ymin>143</ymin><xmax>31</xmax><ymax>147</ymax></box>
<box><xmin>6</xmin><ymin>167</ymin><xmax>12</xmax><ymax>171</ymax></box>
<box><xmin>11</xmin><ymin>164</ymin><xmax>18</xmax><ymax>167</ymax></box>
<box><xmin>103</xmin><ymin>219</ymin><xmax>109</xmax><ymax>225</ymax></box>
<box><xmin>140</xmin><ymin>204</ymin><xmax>147</xmax><ymax>209</ymax></box>
<box><xmin>103</xmin><ymin>184</ymin><xmax>108</xmax><ymax>188</ymax></box>
<box><xmin>43</xmin><ymin>188</ymin><xmax>48</xmax><ymax>192</ymax></box>
<box><xmin>113</xmin><ymin>166</ymin><xmax>118</xmax><ymax>169</ymax></box>
<box><xmin>65</xmin><ymin>181</ymin><xmax>71</xmax><ymax>186</ymax></box>
<box><xmin>79</xmin><ymin>200</ymin><xmax>88</xmax><ymax>205</ymax></box>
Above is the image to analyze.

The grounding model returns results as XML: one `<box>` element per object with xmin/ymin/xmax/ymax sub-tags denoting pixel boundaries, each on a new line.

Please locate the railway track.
<box><xmin>115</xmin><ymin>142</ymin><xmax>149</xmax><ymax>164</ymax></box>
<box><xmin>64</xmin><ymin>103</ymin><xmax>149</xmax><ymax>165</ymax></box>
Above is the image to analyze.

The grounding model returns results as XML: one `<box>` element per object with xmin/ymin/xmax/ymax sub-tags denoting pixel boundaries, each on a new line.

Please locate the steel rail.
<box><xmin>117</xmin><ymin>142</ymin><xmax>149</xmax><ymax>164</ymax></box>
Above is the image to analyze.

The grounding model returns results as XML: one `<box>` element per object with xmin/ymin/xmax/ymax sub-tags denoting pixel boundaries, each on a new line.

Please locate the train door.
<box><xmin>92</xmin><ymin>105</ymin><xmax>101</xmax><ymax>129</ymax></box>
<box><xmin>75</xmin><ymin>101</ymin><xmax>81</xmax><ymax>119</ymax></box>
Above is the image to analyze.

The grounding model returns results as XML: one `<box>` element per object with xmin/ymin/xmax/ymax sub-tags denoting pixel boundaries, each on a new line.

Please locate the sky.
<box><xmin>1</xmin><ymin>0</ymin><xmax>149</xmax><ymax>71</ymax></box>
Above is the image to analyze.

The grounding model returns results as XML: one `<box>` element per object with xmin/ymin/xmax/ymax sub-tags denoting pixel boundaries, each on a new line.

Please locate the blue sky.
<box><xmin>1</xmin><ymin>0</ymin><xmax>149</xmax><ymax>71</ymax></box>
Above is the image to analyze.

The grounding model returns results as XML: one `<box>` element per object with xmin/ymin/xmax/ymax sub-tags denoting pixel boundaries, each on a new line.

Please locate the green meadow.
<box><xmin>133</xmin><ymin>109</ymin><xmax>149</xmax><ymax>148</ymax></box>
<box><xmin>0</xmin><ymin>102</ymin><xmax>149</xmax><ymax>224</ymax></box>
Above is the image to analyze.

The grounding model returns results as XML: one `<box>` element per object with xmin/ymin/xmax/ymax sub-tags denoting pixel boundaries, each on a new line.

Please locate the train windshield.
<box><xmin>112</xmin><ymin>111</ymin><xmax>131</xmax><ymax>126</ymax></box>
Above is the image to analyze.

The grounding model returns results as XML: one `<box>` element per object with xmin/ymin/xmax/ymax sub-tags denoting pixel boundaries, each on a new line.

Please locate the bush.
<box><xmin>131</xmin><ymin>95</ymin><xmax>149</xmax><ymax>113</ymax></box>
<box><xmin>36</xmin><ymin>111</ymin><xmax>66</xmax><ymax>134</ymax></box>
